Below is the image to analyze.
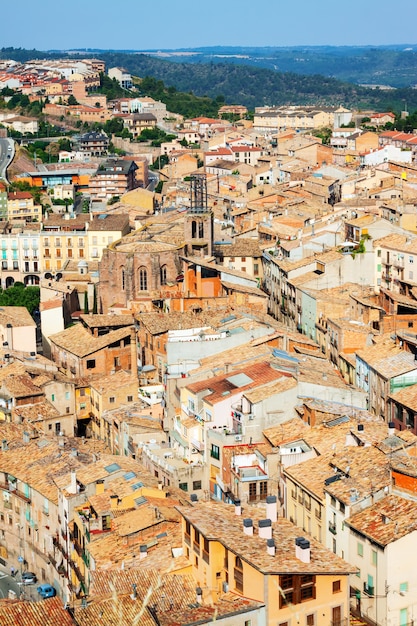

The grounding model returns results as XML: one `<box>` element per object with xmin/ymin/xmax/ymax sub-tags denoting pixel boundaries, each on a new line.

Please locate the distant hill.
<box><xmin>2</xmin><ymin>46</ymin><xmax>417</xmax><ymax>111</ymax></box>
<box><xmin>97</xmin><ymin>51</ymin><xmax>417</xmax><ymax>111</ymax></box>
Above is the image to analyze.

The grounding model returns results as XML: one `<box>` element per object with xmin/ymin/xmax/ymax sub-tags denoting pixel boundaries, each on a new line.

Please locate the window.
<box><xmin>160</xmin><ymin>265</ymin><xmax>167</xmax><ymax>285</ymax></box>
<box><xmin>234</xmin><ymin>555</ymin><xmax>243</xmax><ymax>592</ymax></box>
<box><xmin>210</xmin><ymin>445</ymin><xmax>220</xmax><ymax>460</ymax></box>
<box><xmin>203</xmin><ymin>537</ymin><xmax>210</xmax><ymax>563</ymax></box>
<box><xmin>410</xmin><ymin>256</ymin><xmax>414</xmax><ymax>264</ymax></box>
<box><xmin>65</xmin><ymin>391</ymin><xmax>70</xmax><ymax>400</ymax></box>
<box><xmin>333</xmin><ymin>580</ymin><xmax>341</xmax><ymax>593</ymax></box>
<box><xmin>86</xmin><ymin>359</ymin><xmax>96</xmax><ymax>369</ymax></box>
<box><xmin>127</xmin><ymin>395</ymin><xmax>133</xmax><ymax>402</ymax></box>
<box><xmin>259</xmin><ymin>481</ymin><xmax>267</xmax><ymax>499</ymax></box>
<box><xmin>371</xmin><ymin>549</ymin><xmax>377</xmax><ymax>566</ymax></box>
<box><xmin>109</xmin><ymin>397</ymin><xmax>115</xmax><ymax>404</ymax></box>
<box><xmin>51</xmin><ymin>394</ymin><xmax>55</xmax><ymax>402</ymax></box>
<box><xmin>139</xmin><ymin>267</ymin><xmax>148</xmax><ymax>291</ymax></box>
<box><xmin>306</xmin><ymin>615</ymin><xmax>315</xmax><ymax>626</ymax></box>
<box><xmin>357</xmin><ymin>542</ymin><xmax>364</xmax><ymax>557</ymax></box>
<box><xmin>400</xmin><ymin>582</ymin><xmax>408</xmax><ymax>593</ymax></box>
<box><xmin>179</xmin><ymin>482</ymin><xmax>188</xmax><ymax>492</ymax></box>
<box><xmin>339</xmin><ymin>502</ymin><xmax>345</xmax><ymax>514</ymax></box>
<box><xmin>193</xmin><ymin>480</ymin><xmax>202</xmax><ymax>490</ymax></box>
<box><xmin>80</xmin><ymin>388</ymin><xmax>85</xmax><ymax>397</ymax></box>
<box><xmin>279</xmin><ymin>575</ymin><xmax>316</xmax><ymax>608</ymax></box>
<box><xmin>249</xmin><ymin>482</ymin><xmax>257</xmax><ymax>502</ymax></box>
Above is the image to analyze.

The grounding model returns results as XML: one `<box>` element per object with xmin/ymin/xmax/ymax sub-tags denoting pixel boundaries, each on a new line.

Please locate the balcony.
<box><xmin>234</xmin><ymin>466</ymin><xmax>268</xmax><ymax>482</ymax></box>
<box><xmin>0</xmin><ymin>482</ymin><xmax>31</xmax><ymax>503</ymax></box>
<box><xmin>363</xmin><ymin>582</ymin><xmax>374</xmax><ymax>597</ymax></box>
<box><xmin>329</xmin><ymin>521</ymin><xmax>337</xmax><ymax>535</ymax></box>
<box><xmin>73</xmin><ymin>538</ymin><xmax>83</xmax><ymax>557</ymax></box>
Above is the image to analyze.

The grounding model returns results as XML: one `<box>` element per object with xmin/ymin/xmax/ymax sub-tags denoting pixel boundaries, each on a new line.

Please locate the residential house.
<box><xmin>178</xmin><ymin>499</ymin><xmax>354</xmax><ymax>626</ymax></box>
<box><xmin>88</xmin><ymin>159</ymin><xmax>138</xmax><ymax>201</ymax></box>
<box><xmin>0</xmin><ymin>306</ymin><xmax>37</xmax><ymax>354</ymax></box>
<box><xmin>345</xmin><ymin>494</ymin><xmax>417</xmax><ymax>626</ymax></box>
<box><xmin>78</xmin><ymin>130</ymin><xmax>109</xmax><ymax>157</ymax></box>
<box><xmin>356</xmin><ymin>339</ymin><xmax>417</xmax><ymax>419</ymax></box>
<box><xmin>107</xmin><ymin>67</ymin><xmax>132</xmax><ymax>89</ymax></box>
<box><xmin>48</xmin><ymin>322</ymin><xmax>136</xmax><ymax>379</ymax></box>
<box><xmin>7</xmin><ymin>191</ymin><xmax>41</xmax><ymax>222</ymax></box>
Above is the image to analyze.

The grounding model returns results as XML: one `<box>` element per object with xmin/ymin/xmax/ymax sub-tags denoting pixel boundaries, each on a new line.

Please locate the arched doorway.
<box><xmin>24</xmin><ymin>275</ymin><xmax>40</xmax><ymax>286</ymax></box>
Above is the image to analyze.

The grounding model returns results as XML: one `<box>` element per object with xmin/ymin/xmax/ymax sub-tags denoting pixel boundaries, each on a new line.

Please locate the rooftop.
<box><xmin>179</xmin><ymin>501</ymin><xmax>354</xmax><ymax>575</ymax></box>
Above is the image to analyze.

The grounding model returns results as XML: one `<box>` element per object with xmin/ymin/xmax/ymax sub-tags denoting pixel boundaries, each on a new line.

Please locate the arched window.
<box><xmin>121</xmin><ymin>267</ymin><xmax>125</xmax><ymax>291</ymax></box>
<box><xmin>160</xmin><ymin>265</ymin><xmax>167</xmax><ymax>286</ymax></box>
<box><xmin>198</xmin><ymin>221</ymin><xmax>204</xmax><ymax>238</ymax></box>
<box><xmin>139</xmin><ymin>267</ymin><xmax>148</xmax><ymax>291</ymax></box>
<box><xmin>191</xmin><ymin>220</ymin><xmax>197</xmax><ymax>238</ymax></box>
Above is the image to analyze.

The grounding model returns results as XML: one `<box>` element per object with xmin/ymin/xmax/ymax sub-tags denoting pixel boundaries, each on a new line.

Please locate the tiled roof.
<box><xmin>345</xmin><ymin>494</ymin><xmax>417</xmax><ymax>546</ymax></box>
<box><xmin>82</xmin><ymin>570</ymin><xmax>263</xmax><ymax>626</ymax></box>
<box><xmin>80</xmin><ymin>313</ymin><xmax>134</xmax><ymax>328</ymax></box>
<box><xmin>179</xmin><ymin>501</ymin><xmax>355</xmax><ymax>575</ymax></box>
<box><xmin>185</xmin><ymin>361</ymin><xmax>287</xmax><ymax>406</ymax></box>
<box><xmin>90</xmin><ymin>370</ymin><xmax>137</xmax><ymax>394</ymax></box>
<box><xmin>0</xmin><ymin>306</ymin><xmax>36</xmax><ymax>327</ymax></box>
<box><xmin>0</xmin><ymin>597</ymin><xmax>74</xmax><ymax>625</ymax></box>
<box><xmin>244</xmin><ymin>376</ymin><xmax>297</xmax><ymax>404</ymax></box>
<box><xmin>49</xmin><ymin>324</ymin><xmax>132</xmax><ymax>358</ymax></box>
<box><xmin>213</xmin><ymin>240</ymin><xmax>262</xmax><ymax>257</ymax></box>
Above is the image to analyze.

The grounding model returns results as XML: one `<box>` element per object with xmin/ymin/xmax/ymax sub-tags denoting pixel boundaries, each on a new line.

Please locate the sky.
<box><xmin>2</xmin><ymin>0</ymin><xmax>417</xmax><ymax>51</ymax></box>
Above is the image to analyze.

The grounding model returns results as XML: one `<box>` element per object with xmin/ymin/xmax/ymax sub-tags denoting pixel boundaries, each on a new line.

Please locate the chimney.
<box><xmin>266</xmin><ymin>495</ymin><xmax>277</xmax><ymax>522</ymax></box>
<box><xmin>234</xmin><ymin>499</ymin><xmax>241</xmax><ymax>516</ymax></box>
<box><xmin>295</xmin><ymin>537</ymin><xmax>311</xmax><ymax>563</ymax></box>
<box><xmin>196</xmin><ymin>587</ymin><xmax>203</xmax><ymax>604</ymax></box>
<box><xmin>96</xmin><ymin>479</ymin><xmax>104</xmax><ymax>495</ymax></box>
<box><xmin>267</xmin><ymin>538</ymin><xmax>276</xmax><ymax>556</ymax></box>
<box><xmin>2</xmin><ymin>439</ymin><xmax>8</xmax><ymax>451</ymax></box>
<box><xmin>68</xmin><ymin>470</ymin><xmax>77</xmax><ymax>495</ymax></box>
<box><xmin>243</xmin><ymin>518</ymin><xmax>253</xmax><ymax>536</ymax></box>
<box><xmin>130</xmin><ymin>327</ymin><xmax>137</xmax><ymax>374</ymax></box>
<box><xmin>388</xmin><ymin>421</ymin><xmax>395</xmax><ymax>436</ymax></box>
<box><xmin>258</xmin><ymin>519</ymin><xmax>272</xmax><ymax>539</ymax></box>
<box><xmin>139</xmin><ymin>544</ymin><xmax>147</xmax><ymax>560</ymax></box>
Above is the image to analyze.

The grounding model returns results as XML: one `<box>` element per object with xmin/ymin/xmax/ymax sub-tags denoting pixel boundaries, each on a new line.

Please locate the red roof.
<box><xmin>8</xmin><ymin>191</ymin><xmax>32</xmax><ymax>200</ymax></box>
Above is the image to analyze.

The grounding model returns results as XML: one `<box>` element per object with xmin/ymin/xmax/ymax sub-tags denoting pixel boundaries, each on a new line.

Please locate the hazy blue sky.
<box><xmin>2</xmin><ymin>0</ymin><xmax>416</xmax><ymax>50</ymax></box>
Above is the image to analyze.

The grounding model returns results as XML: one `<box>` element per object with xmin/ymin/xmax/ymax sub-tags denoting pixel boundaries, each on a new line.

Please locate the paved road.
<box><xmin>0</xmin><ymin>570</ymin><xmax>23</xmax><ymax>599</ymax></box>
<box><xmin>0</xmin><ymin>137</ymin><xmax>14</xmax><ymax>183</ymax></box>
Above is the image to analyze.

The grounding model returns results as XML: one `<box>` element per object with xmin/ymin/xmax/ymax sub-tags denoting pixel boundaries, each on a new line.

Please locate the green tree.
<box><xmin>67</xmin><ymin>95</ymin><xmax>78</xmax><ymax>106</ymax></box>
<box><xmin>84</xmin><ymin>291</ymin><xmax>89</xmax><ymax>314</ymax></box>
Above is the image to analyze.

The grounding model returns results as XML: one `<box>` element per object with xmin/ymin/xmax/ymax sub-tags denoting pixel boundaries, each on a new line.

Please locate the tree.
<box><xmin>67</xmin><ymin>95</ymin><xmax>78</xmax><ymax>106</ymax></box>
<box><xmin>84</xmin><ymin>291</ymin><xmax>89</xmax><ymax>314</ymax></box>
<box><xmin>92</xmin><ymin>289</ymin><xmax>98</xmax><ymax>314</ymax></box>
<box><xmin>0</xmin><ymin>284</ymin><xmax>40</xmax><ymax>315</ymax></box>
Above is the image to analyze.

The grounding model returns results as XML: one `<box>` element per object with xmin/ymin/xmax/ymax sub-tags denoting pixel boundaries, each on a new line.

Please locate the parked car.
<box><xmin>21</xmin><ymin>571</ymin><xmax>37</xmax><ymax>584</ymax></box>
<box><xmin>37</xmin><ymin>584</ymin><xmax>56</xmax><ymax>598</ymax></box>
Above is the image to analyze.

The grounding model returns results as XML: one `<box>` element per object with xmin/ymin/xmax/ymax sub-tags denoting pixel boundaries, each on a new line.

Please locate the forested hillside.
<box><xmin>2</xmin><ymin>47</ymin><xmax>417</xmax><ymax>111</ymax></box>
